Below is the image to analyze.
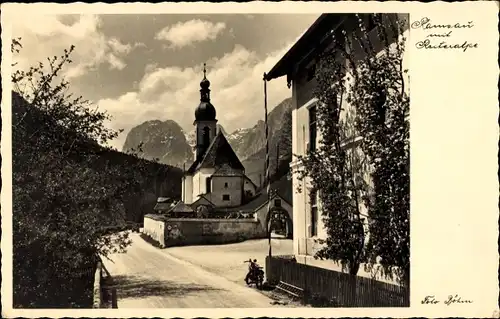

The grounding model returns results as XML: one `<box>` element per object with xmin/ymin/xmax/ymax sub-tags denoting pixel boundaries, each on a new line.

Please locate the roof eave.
<box><xmin>265</xmin><ymin>14</ymin><xmax>328</xmax><ymax>81</ymax></box>
<box><xmin>265</xmin><ymin>14</ymin><xmax>342</xmax><ymax>82</ymax></box>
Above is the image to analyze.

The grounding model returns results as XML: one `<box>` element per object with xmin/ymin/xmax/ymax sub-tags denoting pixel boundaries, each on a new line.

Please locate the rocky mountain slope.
<box><xmin>123</xmin><ymin>97</ymin><xmax>293</xmax><ymax>186</ymax></box>
<box><xmin>122</xmin><ymin>120</ymin><xmax>193</xmax><ymax>168</ymax></box>
<box><xmin>236</xmin><ymin>98</ymin><xmax>293</xmax><ymax>187</ymax></box>
<box><xmin>229</xmin><ymin>98</ymin><xmax>292</xmax><ymax>167</ymax></box>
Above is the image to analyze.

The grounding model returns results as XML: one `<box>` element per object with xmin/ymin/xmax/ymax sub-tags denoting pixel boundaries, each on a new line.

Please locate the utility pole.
<box><xmin>264</xmin><ymin>72</ymin><xmax>273</xmax><ymax>284</ymax></box>
<box><xmin>182</xmin><ymin>162</ymin><xmax>186</xmax><ymax>202</ymax></box>
<box><xmin>276</xmin><ymin>142</ymin><xmax>280</xmax><ymax>179</ymax></box>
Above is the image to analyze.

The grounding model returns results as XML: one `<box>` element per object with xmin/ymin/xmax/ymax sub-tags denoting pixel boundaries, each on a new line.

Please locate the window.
<box><xmin>274</xmin><ymin>198</ymin><xmax>282</xmax><ymax>207</ymax></box>
<box><xmin>308</xmin><ymin>106</ymin><xmax>317</xmax><ymax>152</ymax></box>
<box><xmin>306</xmin><ymin>63</ymin><xmax>316</xmax><ymax>82</ymax></box>
<box><xmin>310</xmin><ymin>191</ymin><xmax>318</xmax><ymax>237</ymax></box>
<box><xmin>206</xmin><ymin>177</ymin><xmax>212</xmax><ymax>193</ymax></box>
<box><xmin>202</xmin><ymin>126</ymin><xmax>210</xmax><ymax>147</ymax></box>
<box><xmin>224</xmin><ymin>182</ymin><xmax>228</xmax><ymax>188</ymax></box>
<box><xmin>222</xmin><ymin>194</ymin><xmax>230</xmax><ymax>201</ymax></box>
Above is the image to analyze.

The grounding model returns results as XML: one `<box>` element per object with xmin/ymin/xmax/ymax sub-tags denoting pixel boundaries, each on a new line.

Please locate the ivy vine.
<box><xmin>296</xmin><ymin>14</ymin><xmax>410</xmax><ymax>285</ymax></box>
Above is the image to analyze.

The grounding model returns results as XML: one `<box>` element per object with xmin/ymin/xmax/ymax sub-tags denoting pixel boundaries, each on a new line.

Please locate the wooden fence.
<box><xmin>266</xmin><ymin>255</ymin><xmax>409</xmax><ymax>307</ymax></box>
<box><xmin>92</xmin><ymin>262</ymin><xmax>103</xmax><ymax>308</ymax></box>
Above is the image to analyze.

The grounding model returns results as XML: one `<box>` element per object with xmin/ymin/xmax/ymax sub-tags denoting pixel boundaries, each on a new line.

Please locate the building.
<box><xmin>174</xmin><ymin>64</ymin><xmax>293</xmax><ymax>236</ymax></box>
<box><xmin>181</xmin><ymin>65</ymin><xmax>258</xmax><ymax>208</ymax></box>
<box><xmin>264</xmin><ymin>14</ymin><xmax>409</xmax><ymax>275</ymax></box>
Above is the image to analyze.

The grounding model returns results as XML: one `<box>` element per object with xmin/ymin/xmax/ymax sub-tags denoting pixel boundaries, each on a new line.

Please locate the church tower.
<box><xmin>194</xmin><ymin>63</ymin><xmax>218</xmax><ymax>161</ymax></box>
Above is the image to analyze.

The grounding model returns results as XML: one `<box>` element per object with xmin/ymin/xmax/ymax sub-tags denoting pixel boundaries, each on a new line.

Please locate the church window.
<box><xmin>222</xmin><ymin>194</ymin><xmax>230</xmax><ymax>201</ymax></box>
<box><xmin>274</xmin><ymin>198</ymin><xmax>282</xmax><ymax>207</ymax></box>
<box><xmin>224</xmin><ymin>182</ymin><xmax>228</xmax><ymax>188</ymax></box>
<box><xmin>203</xmin><ymin>126</ymin><xmax>210</xmax><ymax>147</ymax></box>
<box><xmin>206</xmin><ymin>177</ymin><xmax>212</xmax><ymax>193</ymax></box>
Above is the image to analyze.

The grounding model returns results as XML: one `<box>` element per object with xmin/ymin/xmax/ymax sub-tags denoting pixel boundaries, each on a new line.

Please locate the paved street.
<box><xmin>102</xmin><ymin>232</ymin><xmax>286</xmax><ymax>308</ymax></box>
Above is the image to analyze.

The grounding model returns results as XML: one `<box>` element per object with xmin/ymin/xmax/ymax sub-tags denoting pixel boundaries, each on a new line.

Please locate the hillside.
<box><xmin>12</xmin><ymin>92</ymin><xmax>183</xmax><ymax>224</ymax></box>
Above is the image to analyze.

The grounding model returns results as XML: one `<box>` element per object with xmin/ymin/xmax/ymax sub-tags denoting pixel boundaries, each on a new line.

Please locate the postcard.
<box><xmin>1</xmin><ymin>1</ymin><xmax>498</xmax><ymax>318</ymax></box>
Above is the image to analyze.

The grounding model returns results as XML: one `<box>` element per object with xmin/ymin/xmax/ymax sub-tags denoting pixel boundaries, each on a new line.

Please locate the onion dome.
<box><xmin>195</xmin><ymin>63</ymin><xmax>216</xmax><ymax>121</ymax></box>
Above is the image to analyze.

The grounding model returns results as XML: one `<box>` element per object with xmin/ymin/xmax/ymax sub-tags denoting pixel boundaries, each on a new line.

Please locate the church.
<box><xmin>181</xmin><ymin>65</ymin><xmax>258</xmax><ymax>211</ymax></box>
<box><xmin>154</xmin><ymin>65</ymin><xmax>294</xmax><ymax>238</ymax></box>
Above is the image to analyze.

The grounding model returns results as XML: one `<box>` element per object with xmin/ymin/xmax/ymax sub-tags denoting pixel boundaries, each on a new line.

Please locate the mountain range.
<box><xmin>122</xmin><ymin>97</ymin><xmax>293</xmax><ymax>186</ymax></box>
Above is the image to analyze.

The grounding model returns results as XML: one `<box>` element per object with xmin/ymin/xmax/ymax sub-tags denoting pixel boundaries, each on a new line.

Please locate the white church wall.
<box><xmin>192</xmin><ymin>168</ymin><xmax>216</xmax><ymax>201</ymax></box>
<box><xmin>243</xmin><ymin>178</ymin><xmax>257</xmax><ymax>197</ymax></box>
<box><xmin>205</xmin><ymin>175</ymin><xmax>243</xmax><ymax>207</ymax></box>
<box><xmin>182</xmin><ymin>175</ymin><xmax>194</xmax><ymax>204</ymax></box>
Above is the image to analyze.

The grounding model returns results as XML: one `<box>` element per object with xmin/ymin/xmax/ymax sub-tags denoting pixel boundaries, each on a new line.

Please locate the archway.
<box><xmin>266</xmin><ymin>206</ymin><xmax>293</xmax><ymax>239</ymax></box>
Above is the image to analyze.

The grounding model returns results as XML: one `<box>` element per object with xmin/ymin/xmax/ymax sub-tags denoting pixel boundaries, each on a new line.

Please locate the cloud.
<box><xmin>155</xmin><ymin>19</ymin><xmax>226</xmax><ymax>49</ymax></box>
<box><xmin>12</xmin><ymin>14</ymin><xmax>143</xmax><ymax>80</ymax></box>
<box><xmin>97</xmin><ymin>42</ymin><xmax>295</xmax><ymax>150</ymax></box>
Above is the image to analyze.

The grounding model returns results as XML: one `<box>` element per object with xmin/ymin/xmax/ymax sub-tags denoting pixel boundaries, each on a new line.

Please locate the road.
<box><xmin>166</xmin><ymin>236</ymin><xmax>294</xmax><ymax>285</ymax></box>
<box><xmin>102</xmin><ymin>232</ymin><xmax>282</xmax><ymax>308</ymax></box>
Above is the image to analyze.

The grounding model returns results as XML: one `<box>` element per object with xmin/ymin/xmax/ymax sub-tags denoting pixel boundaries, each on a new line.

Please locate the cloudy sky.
<box><xmin>12</xmin><ymin>14</ymin><xmax>319</xmax><ymax>149</ymax></box>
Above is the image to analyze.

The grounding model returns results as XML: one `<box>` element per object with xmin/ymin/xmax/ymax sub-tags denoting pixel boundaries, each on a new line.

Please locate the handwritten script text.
<box><xmin>411</xmin><ymin>17</ymin><xmax>479</xmax><ymax>52</ymax></box>
<box><xmin>421</xmin><ymin>294</ymin><xmax>473</xmax><ymax>305</ymax></box>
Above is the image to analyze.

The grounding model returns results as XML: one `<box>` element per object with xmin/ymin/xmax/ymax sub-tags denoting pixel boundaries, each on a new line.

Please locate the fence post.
<box><xmin>92</xmin><ymin>262</ymin><xmax>102</xmax><ymax>308</ymax></box>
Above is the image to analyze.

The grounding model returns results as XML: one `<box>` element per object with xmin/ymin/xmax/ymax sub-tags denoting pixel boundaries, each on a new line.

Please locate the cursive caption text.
<box><xmin>411</xmin><ymin>17</ymin><xmax>478</xmax><ymax>52</ymax></box>
<box><xmin>421</xmin><ymin>294</ymin><xmax>473</xmax><ymax>305</ymax></box>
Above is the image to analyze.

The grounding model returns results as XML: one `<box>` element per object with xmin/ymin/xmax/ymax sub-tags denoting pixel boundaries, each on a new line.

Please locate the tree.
<box><xmin>11</xmin><ymin>40</ymin><xmax>152</xmax><ymax>307</ymax></box>
<box><xmin>296</xmin><ymin>33</ymin><xmax>367</xmax><ymax>276</ymax></box>
<box><xmin>296</xmin><ymin>14</ymin><xmax>409</xmax><ymax>285</ymax></box>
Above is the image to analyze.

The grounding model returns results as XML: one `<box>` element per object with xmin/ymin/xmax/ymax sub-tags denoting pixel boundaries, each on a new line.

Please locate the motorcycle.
<box><xmin>244</xmin><ymin>259</ymin><xmax>264</xmax><ymax>289</ymax></box>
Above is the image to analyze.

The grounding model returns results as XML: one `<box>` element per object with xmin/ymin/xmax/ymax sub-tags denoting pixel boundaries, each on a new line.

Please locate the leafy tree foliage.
<box><xmin>11</xmin><ymin>40</ymin><xmax>168</xmax><ymax>307</ymax></box>
<box><xmin>296</xmin><ymin>14</ymin><xmax>409</xmax><ymax>284</ymax></box>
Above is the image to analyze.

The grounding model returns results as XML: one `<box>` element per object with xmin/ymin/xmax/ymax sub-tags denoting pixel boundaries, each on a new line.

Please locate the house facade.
<box><xmin>265</xmin><ymin>14</ymin><xmax>409</xmax><ymax>273</ymax></box>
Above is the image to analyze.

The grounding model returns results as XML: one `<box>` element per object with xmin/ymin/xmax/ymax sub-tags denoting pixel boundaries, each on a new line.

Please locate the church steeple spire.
<box><xmin>195</xmin><ymin>63</ymin><xmax>216</xmax><ymax>121</ymax></box>
<box><xmin>200</xmin><ymin>63</ymin><xmax>211</xmax><ymax>102</ymax></box>
<box><xmin>194</xmin><ymin>63</ymin><xmax>217</xmax><ymax>161</ymax></box>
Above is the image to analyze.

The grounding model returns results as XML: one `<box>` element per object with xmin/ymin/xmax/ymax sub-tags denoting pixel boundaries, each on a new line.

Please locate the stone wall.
<box><xmin>143</xmin><ymin>215</ymin><xmax>166</xmax><ymax>246</ymax></box>
<box><xmin>143</xmin><ymin>214</ymin><xmax>266</xmax><ymax>247</ymax></box>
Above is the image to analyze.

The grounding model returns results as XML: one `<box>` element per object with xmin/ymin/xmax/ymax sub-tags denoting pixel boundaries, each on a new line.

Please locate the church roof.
<box><xmin>192</xmin><ymin>194</ymin><xmax>216</xmax><ymax>207</ymax></box>
<box><xmin>167</xmin><ymin>201</ymin><xmax>194</xmax><ymax>214</ymax></box>
<box><xmin>215</xmin><ymin>174</ymin><xmax>293</xmax><ymax>213</ymax></box>
<box><xmin>154</xmin><ymin>202</ymin><xmax>172</xmax><ymax>211</ymax></box>
<box><xmin>186</xmin><ymin>130</ymin><xmax>244</xmax><ymax>174</ymax></box>
<box><xmin>212</xmin><ymin>164</ymin><xmax>244</xmax><ymax>177</ymax></box>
